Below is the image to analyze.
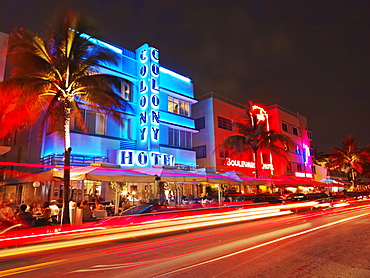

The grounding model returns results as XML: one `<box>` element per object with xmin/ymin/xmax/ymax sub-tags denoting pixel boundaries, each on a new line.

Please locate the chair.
<box><xmin>92</xmin><ymin>210</ymin><xmax>107</xmax><ymax>220</ymax></box>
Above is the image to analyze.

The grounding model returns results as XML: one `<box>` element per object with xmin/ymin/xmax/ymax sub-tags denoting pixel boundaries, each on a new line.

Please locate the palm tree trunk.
<box><xmin>253</xmin><ymin>150</ymin><xmax>260</xmax><ymax>193</ymax></box>
<box><xmin>350</xmin><ymin>168</ymin><xmax>355</xmax><ymax>189</ymax></box>
<box><xmin>62</xmin><ymin>103</ymin><xmax>72</xmax><ymax>224</ymax></box>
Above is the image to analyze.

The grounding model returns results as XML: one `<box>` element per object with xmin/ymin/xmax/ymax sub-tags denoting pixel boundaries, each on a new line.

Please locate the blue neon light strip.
<box><xmin>80</xmin><ymin>33</ymin><xmax>123</xmax><ymax>54</ymax></box>
<box><xmin>160</xmin><ymin>67</ymin><xmax>191</xmax><ymax>83</ymax></box>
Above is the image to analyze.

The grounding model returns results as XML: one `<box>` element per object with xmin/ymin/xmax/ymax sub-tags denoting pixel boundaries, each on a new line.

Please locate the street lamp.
<box><xmin>33</xmin><ymin>181</ymin><xmax>41</xmax><ymax>196</ymax></box>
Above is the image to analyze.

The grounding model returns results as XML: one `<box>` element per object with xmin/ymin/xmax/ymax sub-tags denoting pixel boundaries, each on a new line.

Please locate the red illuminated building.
<box><xmin>192</xmin><ymin>93</ymin><xmax>314</xmax><ymax>183</ymax></box>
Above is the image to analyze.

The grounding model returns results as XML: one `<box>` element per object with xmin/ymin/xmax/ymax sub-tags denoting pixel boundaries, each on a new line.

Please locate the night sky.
<box><xmin>1</xmin><ymin>0</ymin><xmax>369</xmax><ymax>153</ymax></box>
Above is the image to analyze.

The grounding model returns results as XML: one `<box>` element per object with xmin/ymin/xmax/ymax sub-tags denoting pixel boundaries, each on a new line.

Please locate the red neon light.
<box><xmin>0</xmin><ymin>162</ymin><xmax>67</xmax><ymax>169</ymax></box>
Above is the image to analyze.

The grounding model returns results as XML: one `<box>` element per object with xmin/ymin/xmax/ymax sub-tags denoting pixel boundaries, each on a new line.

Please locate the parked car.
<box><xmin>306</xmin><ymin>193</ymin><xmax>331</xmax><ymax>201</ymax></box>
<box><xmin>236</xmin><ymin>193</ymin><xmax>282</xmax><ymax>204</ymax></box>
<box><xmin>279</xmin><ymin>193</ymin><xmax>309</xmax><ymax>202</ymax></box>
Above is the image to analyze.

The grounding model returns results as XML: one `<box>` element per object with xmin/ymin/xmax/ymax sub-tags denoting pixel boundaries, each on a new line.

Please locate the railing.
<box><xmin>41</xmin><ymin>154</ymin><xmax>107</xmax><ymax>166</ymax></box>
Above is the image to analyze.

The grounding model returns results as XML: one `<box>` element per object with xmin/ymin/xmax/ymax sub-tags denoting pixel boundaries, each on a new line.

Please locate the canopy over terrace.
<box><xmin>1</xmin><ymin>165</ymin><xmax>155</xmax><ymax>184</ymax></box>
<box><xmin>236</xmin><ymin>174</ymin><xmax>327</xmax><ymax>191</ymax></box>
<box><xmin>126</xmin><ymin>167</ymin><xmax>207</xmax><ymax>183</ymax></box>
<box><xmin>54</xmin><ymin>165</ymin><xmax>155</xmax><ymax>183</ymax></box>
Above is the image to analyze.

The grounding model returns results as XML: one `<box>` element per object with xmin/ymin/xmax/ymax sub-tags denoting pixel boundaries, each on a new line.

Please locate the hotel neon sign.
<box><xmin>120</xmin><ymin>150</ymin><xmax>174</xmax><ymax>167</ymax></box>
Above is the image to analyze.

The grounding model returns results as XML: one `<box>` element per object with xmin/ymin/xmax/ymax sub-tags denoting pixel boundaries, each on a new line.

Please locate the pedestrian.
<box><xmin>49</xmin><ymin>200</ymin><xmax>60</xmax><ymax>223</ymax></box>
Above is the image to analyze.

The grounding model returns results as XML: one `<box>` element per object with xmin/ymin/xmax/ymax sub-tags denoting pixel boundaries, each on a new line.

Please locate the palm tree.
<box><xmin>326</xmin><ymin>135</ymin><xmax>370</xmax><ymax>189</ymax></box>
<box><xmin>0</xmin><ymin>11</ymin><xmax>128</xmax><ymax>223</ymax></box>
<box><xmin>220</xmin><ymin>101</ymin><xmax>293</xmax><ymax>191</ymax></box>
<box><xmin>311</xmin><ymin>146</ymin><xmax>327</xmax><ymax>166</ymax></box>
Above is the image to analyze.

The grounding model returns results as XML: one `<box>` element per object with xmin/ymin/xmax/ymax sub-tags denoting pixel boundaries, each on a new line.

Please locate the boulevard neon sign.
<box><xmin>226</xmin><ymin>158</ymin><xmax>274</xmax><ymax>170</ymax></box>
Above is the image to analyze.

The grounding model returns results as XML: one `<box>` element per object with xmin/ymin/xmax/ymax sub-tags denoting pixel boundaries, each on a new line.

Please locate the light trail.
<box><xmin>154</xmin><ymin>212</ymin><xmax>370</xmax><ymax>277</ymax></box>
<box><xmin>0</xmin><ymin>207</ymin><xmax>291</xmax><ymax>258</ymax></box>
<box><xmin>0</xmin><ymin>260</ymin><xmax>66</xmax><ymax>277</ymax></box>
<box><xmin>2</xmin><ymin>202</ymin><xmax>370</xmax><ymax>258</ymax></box>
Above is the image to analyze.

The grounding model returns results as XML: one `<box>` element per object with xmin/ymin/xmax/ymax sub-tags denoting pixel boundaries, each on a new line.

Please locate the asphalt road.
<box><xmin>1</xmin><ymin>204</ymin><xmax>370</xmax><ymax>278</ymax></box>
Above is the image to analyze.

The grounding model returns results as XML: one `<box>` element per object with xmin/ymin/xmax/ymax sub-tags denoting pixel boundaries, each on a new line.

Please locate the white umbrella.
<box><xmin>127</xmin><ymin>167</ymin><xmax>206</xmax><ymax>183</ymax></box>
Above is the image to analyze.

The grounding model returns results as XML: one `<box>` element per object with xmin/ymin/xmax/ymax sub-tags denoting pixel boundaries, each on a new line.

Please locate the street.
<box><xmin>1</xmin><ymin>203</ymin><xmax>370</xmax><ymax>278</ymax></box>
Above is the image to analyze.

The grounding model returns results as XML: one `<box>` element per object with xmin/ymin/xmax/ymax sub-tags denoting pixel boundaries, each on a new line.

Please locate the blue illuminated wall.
<box><xmin>42</xmin><ymin>40</ymin><xmax>197</xmax><ymax>169</ymax></box>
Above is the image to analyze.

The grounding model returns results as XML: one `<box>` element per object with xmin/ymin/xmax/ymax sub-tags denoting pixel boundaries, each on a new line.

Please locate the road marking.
<box><xmin>0</xmin><ymin>259</ymin><xmax>66</xmax><ymax>277</ymax></box>
<box><xmin>154</xmin><ymin>212</ymin><xmax>370</xmax><ymax>277</ymax></box>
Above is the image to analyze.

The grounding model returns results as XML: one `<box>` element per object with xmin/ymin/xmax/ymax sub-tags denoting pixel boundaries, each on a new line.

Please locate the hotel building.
<box><xmin>192</xmin><ymin>93</ymin><xmax>314</xmax><ymax>192</ymax></box>
<box><xmin>0</xmin><ymin>36</ymin><xmax>198</xmax><ymax>204</ymax></box>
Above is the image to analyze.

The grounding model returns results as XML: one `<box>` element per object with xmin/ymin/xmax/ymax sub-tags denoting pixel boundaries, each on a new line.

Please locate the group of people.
<box><xmin>0</xmin><ymin>200</ymin><xmax>60</xmax><ymax>229</ymax></box>
<box><xmin>79</xmin><ymin>199</ymin><xmax>105</xmax><ymax>221</ymax></box>
<box><xmin>0</xmin><ymin>199</ymin><xmax>107</xmax><ymax>230</ymax></box>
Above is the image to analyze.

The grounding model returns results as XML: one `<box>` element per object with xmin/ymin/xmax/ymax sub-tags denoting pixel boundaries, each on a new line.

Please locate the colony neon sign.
<box><xmin>226</xmin><ymin>158</ymin><xmax>274</xmax><ymax>170</ymax></box>
<box><xmin>139</xmin><ymin>46</ymin><xmax>160</xmax><ymax>145</ymax></box>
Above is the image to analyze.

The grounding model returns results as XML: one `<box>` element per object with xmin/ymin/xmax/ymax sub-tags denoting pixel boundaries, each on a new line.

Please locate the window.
<box><xmin>292</xmin><ymin>127</ymin><xmax>298</xmax><ymax>136</ymax></box>
<box><xmin>284</xmin><ymin>142</ymin><xmax>290</xmax><ymax>151</ymax></box>
<box><xmin>168</xmin><ymin>128</ymin><xmax>192</xmax><ymax>148</ymax></box>
<box><xmin>262</xmin><ymin>153</ymin><xmax>270</xmax><ymax>164</ymax></box>
<box><xmin>195</xmin><ymin>117</ymin><xmax>205</xmax><ymax>130</ymax></box>
<box><xmin>120</xmin><ymin>118</ymin><xmax>132</xmax><ymax>140</ymax></box>
<box><xmin>168</xmin><ymin>128</ymin><xmax>174</xmax><ymax>145</ymax></box>
<box><xmin>71</xmin><ymin>109</ymin><xmax>106</xmax><ymax>135</ymax></box>
<box><xmin>71</xmin><ymin>109</ymin><xmax>85</xmax><ymax>132</ymax></box>
<box><xmin>218</xmin><ymin>116</ymin><xmax>233</xmax><ymax>131</ymax></box>
<box><xmin>219</xmin><ymin>147</ymin><xmax>230</xmax><ymax>158</ymax></box>
<box><xmin>121</xmin><ymin>80</ymin><xmax>132</xmax><ymax>101</ymax></box>
<box><xmin>180</xmin><ymin>130</ymin><xmax>186</xmax><ymax>147</ymax></box>
<box><xmin>297</xmin><ymin>164</ymin><xmax>302</xmax><ymax>172</ymax></box>
<box><xmin>295</xmin><ymin>145</ymin><xmax>301</xmax><ymax>154</ymax></box>
<box><xmin>180</xmin><ymin>100</ymin><xmax>189</xmax><ymax>116</ymax></box>
<box><xmin>185</xmin><ymin>132</ymin><xmax>192</xmax><ymax>148</ymax></box>
<box><xmin>168</xmin><ymin>96</ymin><xmax>190</xmax><ymax>116</ymax></box>
<box><xmin>282</xmin><ymin>122</ymin><xmax>288</xmax><ymax>132</ymax></box>
<box><xmin>307</xmin><ymin>131</ymin><xmax>312</xmax><ymax>139</ymax></box>
<box><xmin>173</xmin><ymin>129</ymin><xmax>179</xmax><ymax>146</ymax></box>
<box><xmin>194</xmin><ymin>145</ymin><xmax>207</xmax><ymax>159</ymax></box>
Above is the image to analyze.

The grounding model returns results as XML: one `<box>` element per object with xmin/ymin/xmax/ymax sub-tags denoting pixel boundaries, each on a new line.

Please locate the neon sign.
<box><xmin>138</xmin><ymin>45</ymin><xmax>160</xmax><ymax>148</ymax></box>
<box><xmin>226</xmin><ymin>158</ymin><xmax>274</xmax><ymax>170</ymax></box>
<box><xmin>119</xmin><ymin>150</ymin><xmax>174</xmax><ymax>167</ymax></box>
<box><xmin>295</xmin><ymin>172</ymin><xmax>313</xmax><ymax>178</ymax></box>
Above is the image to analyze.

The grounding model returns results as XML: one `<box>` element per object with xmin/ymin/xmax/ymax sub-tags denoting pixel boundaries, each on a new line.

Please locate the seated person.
<box><xmin>35</xmin><ymin>202</ymin><xmax>53</xmax><ymax>226</ymax></box>
<box><xmin>94</xmin><ymin>200</ymin><xmax>103</xmax><ymax>210</ymax></box>
<box><xmin>16</xmin><ymin>204</ymin><xmax>35</xmax><ymax>228</ymax></box>
<box><xmin>80</xmin><ymin>200</ymin><xmax>92</xmax><ymax>220</ymax></box>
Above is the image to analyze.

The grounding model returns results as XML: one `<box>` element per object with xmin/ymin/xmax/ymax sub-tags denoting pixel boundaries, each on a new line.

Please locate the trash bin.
<box><xmin>69</xmin><ymin>201</ymin><xmax>76</xmax><ymax>225</ymax></box>
<box><xmin>76</xmin><ymin>208</ymin><xmax>82</xmax><ymax>225</ymax></box>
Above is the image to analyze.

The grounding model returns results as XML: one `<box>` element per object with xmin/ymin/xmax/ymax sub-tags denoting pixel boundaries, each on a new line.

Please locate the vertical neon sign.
<box><xmin>137</xmin><ymin>44</ymin><xmax>160</xmax><ymax>152</ymax></box>
<box><xmin>150</xmin><ymin>47</ymin><xmax>160</xmax><ymax>147</ymax></box>
<box><xmin>252</xmin><ymin>105</ymin><xmax>274</xmax><ymax>176</ymax></box>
